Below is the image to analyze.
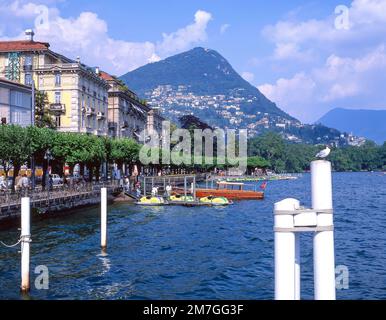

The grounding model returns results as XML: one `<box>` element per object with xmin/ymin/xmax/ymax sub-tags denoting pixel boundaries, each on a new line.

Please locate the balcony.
<box><xmin>49</xmin><ymin>103</ymin><xmax>65</xmax><ymax>114</ymax></box>
<box><xmin>97</xmin><ymin>112</ymin><xmax>105</xmax><ymax>120</ymax></box>
<box><xmin>83</xmin><ymin>107</ymin><xmax>94</xmax><ymax>116</ymax></box>
<box><xmin>120</xmin><ymin>121</ymin><xmax>129</xmax><ymax>131</ymax></box>
<box><xmin>108</xmin><ymin>122</ymin><xmax>116</xmax><ymax>129</ymax></box>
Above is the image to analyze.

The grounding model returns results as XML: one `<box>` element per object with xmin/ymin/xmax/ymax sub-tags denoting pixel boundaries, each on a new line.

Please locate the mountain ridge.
<box><xmin>120</xmin><ymin>47</ymin><xmax>296</xmax><ymax>123</ymax></box>
<box><xmin>120</xmin><ymin>47</ymin><xmax>361</xmax><ymax>145</ymax></box>
<box><xmin>318</xmin><ymin>108</ymin><xmax>386</xmax><ymax>144</ymax></box>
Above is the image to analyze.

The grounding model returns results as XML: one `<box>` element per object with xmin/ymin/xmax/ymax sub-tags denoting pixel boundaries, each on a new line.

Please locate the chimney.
<box><xmin>76</xmin><ymin>56</ymin><xmax>81</xmax><ymax>64</ymax></box>
<box><xmin>25</xmin><ymin>29</ymin><xmax>35</xmax><ymax>42</ymax></box>
<box><xmin>95</xmin><ymin>67</ymin><xmax>100</xmax><ymax>75</ymax></box>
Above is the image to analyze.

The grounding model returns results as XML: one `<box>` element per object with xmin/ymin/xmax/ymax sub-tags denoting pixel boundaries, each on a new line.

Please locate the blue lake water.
<box><xmin>0</xmin><ymin>172</ymin><xmax>385</xmax><ymax>300</ymax></box>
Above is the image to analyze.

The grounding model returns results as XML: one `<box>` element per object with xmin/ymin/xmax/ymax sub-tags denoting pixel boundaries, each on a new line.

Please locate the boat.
<box><xmin>169</xmin><ymin>194</ymin><xmax>195</xmax><ymax>202</ymax></box>
<box><xmin>224</xmin><ymin>174</ymin><xmax>298</xmax><ymax>182</ymax></box>
<box><xmin>195</xmin><ymin>181</ymin><xmax>264</xmax><ymax>200</ymax></box>
<box><xmin>136</xmin><ymin>196</ymin><xmax>167</xmax><ymax>206</ymax></box>
<box><xmin>199</xmin><ymin>196</ymin><xmax>231</xmax><ymax>206</ymax></box>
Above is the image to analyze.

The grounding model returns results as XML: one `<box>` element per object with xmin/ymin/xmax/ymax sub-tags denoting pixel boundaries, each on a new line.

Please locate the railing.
<box><xmin>0</xmin><ymin>181</ymin><xmax>121</xmax><ymax>217</ymax></box>
<box><xmin>49</xmin><ymin>103</ymin><xmax>66</xmax><ymax>113</ymax></box>
<box><xmin>36</xmin><ymin>63</ymin><xmax>80</xmax><ymax>70</ymax></box>
<box><xmin>23</xmin><ymin>65</ymin><xmax>33</xmax><ymax>72</ymax></box>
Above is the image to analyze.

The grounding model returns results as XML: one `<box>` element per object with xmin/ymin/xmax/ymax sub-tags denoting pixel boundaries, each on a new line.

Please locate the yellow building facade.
<box><xmin>0</xmin><ymin>30</ymin><xmax>109</xmax><ymax>136</ymax></box>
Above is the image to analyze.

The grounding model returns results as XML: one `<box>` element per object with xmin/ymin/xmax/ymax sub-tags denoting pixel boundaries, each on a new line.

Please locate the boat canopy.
<box><xmin>217</xmin><ymin>181</ymin><xmax>245</xmax><ymax>190</ymax></box>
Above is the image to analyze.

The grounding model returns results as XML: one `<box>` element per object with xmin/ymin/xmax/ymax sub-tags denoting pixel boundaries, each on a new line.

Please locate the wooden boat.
<box><xmin>195</xmin><ymin>181</ymin><xmax>264</xmax><ymax>200</ymax></box>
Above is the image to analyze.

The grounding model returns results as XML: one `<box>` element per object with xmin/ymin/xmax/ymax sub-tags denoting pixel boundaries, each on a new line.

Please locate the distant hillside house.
<box><xmin>0</xmin><ymin>78</ymin><xmax>32</xmax><ymax>127</ymax></box>
<box><xmin>0</xmin><ymin>29</ymin><xmax>109</xmax><ymax>136</ymax></box>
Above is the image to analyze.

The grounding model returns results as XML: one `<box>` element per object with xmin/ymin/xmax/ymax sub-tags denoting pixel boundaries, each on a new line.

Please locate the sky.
<box><xmin>1</xmin><ymin>0</ymin><xmax>386</xmax><ymax>123</ymax></box>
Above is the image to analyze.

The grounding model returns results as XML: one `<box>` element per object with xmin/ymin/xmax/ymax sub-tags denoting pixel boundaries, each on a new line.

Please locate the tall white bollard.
<box><xmin>274</xmin><ymin>198</ymin><xmax>300</xmax><ymax>300</ymax></box>
<box><xmin>294</xmin><ymin>233</ymin><xmax>301</xmax><ymax>300</ymax></box>
<box><xmin>21</xmin><ymin>197</ymin><xmax>31</xmax><ymax>293</ymax></box>
<box><xmin>311</xmin><ymin>160</ymin><xmax>336</xmax><ymax>300</ymax></box>
<box><xmin>101</xmin><ymin>188</ymin><xmax>107</xmax><ymax>250</ymax></box>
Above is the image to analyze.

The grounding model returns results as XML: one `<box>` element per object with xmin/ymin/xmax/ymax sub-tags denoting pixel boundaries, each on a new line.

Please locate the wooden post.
<box><xmin>21</xmin><ymin>197</ymin><xmax>31</xmax><ymax>293</ymax></box>
<box><xmin>101</xmin><ymin>188</ymin><xmax>107</xmax><ymax>250</ymax></box>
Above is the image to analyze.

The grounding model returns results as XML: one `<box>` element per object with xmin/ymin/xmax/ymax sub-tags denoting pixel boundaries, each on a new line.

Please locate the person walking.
<box><xmin>135</xmin><ymin>181</ymin><xmax>142</xmax><ymax>198</ymax></box>
<box><xmin>124</xmin><ymin>176</ymin><xmax>130</xmax><ymax>192</ymax></box>
<box><xmin>165</xmin><ymin>184</ymin><xmax>172</xmax><ymax>198</ymax></box>
<box><xmin>48</xmin><ymin>174</ymin><xmax>54</xmax><ymax>191</ymax></box>
<box><xmin>20</xmin><ymin>174</ymin><xmax>30</xmax><ymax>196</ymax></box>
<box><xmin>0</xmin><ymin>174</ymin><xmax>7</xmax><ymax>191</ymax></box>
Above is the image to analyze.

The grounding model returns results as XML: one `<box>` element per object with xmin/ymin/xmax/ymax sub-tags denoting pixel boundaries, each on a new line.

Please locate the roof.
<box><xmin>0</xmin><ymin>40</ymin><xmax>50</xmax><ymax>53</ymax></box>
<box><xmin>0</xmin><ymin>77</ymin><xmax>32</xmax><ymax>91</ymax></box>
<box><xmin>99</xmin><ymin>71</ymin><xmax>115</xmax><ymax>81</ymax></box>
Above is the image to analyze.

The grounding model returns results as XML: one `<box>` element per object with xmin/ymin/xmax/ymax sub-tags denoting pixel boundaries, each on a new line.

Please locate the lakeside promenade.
<box><xmin>0</xmin><ymin>182</ymin><xmax>121</xmax><ymax>222</ymax></box>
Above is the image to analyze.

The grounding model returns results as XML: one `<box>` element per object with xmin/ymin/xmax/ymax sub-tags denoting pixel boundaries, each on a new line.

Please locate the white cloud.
<box><xmin>273</xmin><ymin>42</ymin><xmax>313</xmax><ymax>61</ymax></box>
<box><xmin>262</xmin><ymin>0</ymin><xmax>386</xmax><ymax>61</ymax></box>
<box><xmin>258</xmin><ymin>73</ymin><xmax>316</xmax><ymax>119</ymax></box>
<box><xmin>257</xmin><ymin>0</ymin><xmax>386</xmax><ymax>122</ymax></box>
<box><xmin>0</xmin><ymin>2</ymin><xmax>213</xmax><ymax>75</ymax></box>
<box><xmin>157</xmin><ymin>10</ymin><xmax>212</xmax><ymax>56</ymax></box>
<box><xmin>241</xmin><ymin>71</ymin><xmax>255</xmax><ymax>83</ymax></box>
<box><xmin>258</xmin><ymin>45</ymin><xmax>386</xmax><ymax>122</ymax></box>
<box><xmin>220</xmin><ymin>24</ymin><xmax>230</xmax><ymax>34</ymax></box>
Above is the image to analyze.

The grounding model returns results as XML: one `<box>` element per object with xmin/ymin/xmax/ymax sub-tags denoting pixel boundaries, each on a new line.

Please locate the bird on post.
<box><xmin>315</xmin><ymin>146</ymin><xmax>331</xmax><ymax>159</ymax></box>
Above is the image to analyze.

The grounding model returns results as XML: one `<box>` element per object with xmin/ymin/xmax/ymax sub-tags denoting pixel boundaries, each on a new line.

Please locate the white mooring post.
<box><xmin>274</xmin><ymin>198</ymin><xmax>300</xmax><ymax>300</ymax></box>
<box><xmin>21</xmin><ymin>197</ymin><xmax>31</xmax><ymax>293</ymax></box>
<box><xmin>295</xmin><ymin>232</ymin><xmax>301</xmax><ymax>300</ymax></box>
<box><xmin>101</xmin><ymin>188</ymin><xmax>107</xmax><ymax>250</ymax></box>
<box><xmin>274</xmin><ymin>159</ymin><xmax>336</xmax><ymax>300</ymax></box>
<box><xmin>311</xmin><ymin>160</ymin><xmax>336</xmax><ymax>300</ymax></box>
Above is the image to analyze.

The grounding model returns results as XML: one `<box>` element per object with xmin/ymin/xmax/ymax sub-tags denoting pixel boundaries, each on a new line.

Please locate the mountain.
<box><xmin>318</xmin><ymin>108</ymin><xmax>386</xmax><ymax>144</ymax></box>
<box><xmin>120</xmin><ymin>47</ymin><xmax>357</xmax><ymax>145</ymax></box>
<box><xmin>120</xmin><ymin>47</ymin><xmax>296</xmax><ymax>131</ymax></box>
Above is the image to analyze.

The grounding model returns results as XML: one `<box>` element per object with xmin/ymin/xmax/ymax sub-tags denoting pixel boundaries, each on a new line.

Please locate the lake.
<box><xmin>0</xmin><ymin>172</ymin><xmax>385</xmax><ymax>300</ymax></box>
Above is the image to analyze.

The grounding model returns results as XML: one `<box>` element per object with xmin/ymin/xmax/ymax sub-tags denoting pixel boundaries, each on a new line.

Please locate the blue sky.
<box><xmin>1</xmin><ymin>0</ymin><xmax>385</xmax><ymax>123</ymax></box>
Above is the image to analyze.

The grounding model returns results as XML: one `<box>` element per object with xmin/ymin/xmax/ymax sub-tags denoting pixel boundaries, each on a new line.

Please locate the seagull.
<box><xmin>316</xmin><ymin>146</ymin><xmax>331</xmax><ymax>159</ymax></box>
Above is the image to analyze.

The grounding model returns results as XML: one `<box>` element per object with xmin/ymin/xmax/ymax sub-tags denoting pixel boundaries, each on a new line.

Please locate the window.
<box><xmin>55</xmin><ymin>116</ymin><xmax>61</xmax><ymax>127</ymax></box>
<box><xmin>25</xmin><ymin>74</ymin><xmax>32</xmax><ymax>86</ymax></box>
<box><xmin>55</xmin><ymin>92</ymin><xmax>61</xmax><ymax>104</ymax></box>
<box><xmin>11</xmin><ymin>92</ymin><xmax>23</xmax><ymax>107</ymax></box>
<box><xmin>24</xmin><ymin>56</ymin><xmax>32</xmax><ymax>66</ymax></box>
<box><xmin>55</xmin><ymin>73</ymin><xmax>61</xmax><ymax>86</ymax></box>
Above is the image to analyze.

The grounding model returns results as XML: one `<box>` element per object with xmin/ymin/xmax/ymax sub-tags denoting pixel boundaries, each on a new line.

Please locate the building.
<box><xmin>99</xmin><ymin>71</ymin><xmax>165</xmax><ymax>140</ymax></box>
<box><xmin>99</xmin><ymin>71</ymin><xmax>149</xmax><ymax>139</ymax></box>
<box><xmin>147</xmin><ymin>107</ymin><xmax>164</xmax><ymax>137</ymax></box>
<box><xmin>0</xmin><ymin>30</ymin><xmax>109</xmax><ymax>136</ymax></box>
<box><xmin>0</xmin><ymin>78</ymin><xmax>32</xmax><ymax>127</ymax></box>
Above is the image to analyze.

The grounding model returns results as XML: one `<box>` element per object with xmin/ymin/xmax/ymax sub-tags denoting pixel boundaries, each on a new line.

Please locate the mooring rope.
<box><xmin>0</xmin><ymin>235</ymin><xmax>31</xmax><ymax>249</ymax></box>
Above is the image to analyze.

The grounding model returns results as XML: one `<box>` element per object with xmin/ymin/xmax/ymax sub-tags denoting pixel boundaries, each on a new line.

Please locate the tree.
<box><xmin>0</xmin><ymin>125</ymin><xmax>30</xmax><ymax>190</ymax></box>
<box><xmin>110</xmin><ymin>138</ymin><xmax>140</xmax><ymax>175</ymax></box>
<box><xmin>35</xmin><ymin>91</ymin><xmax>56</xmax><ymax>129</ymax></box>
<box><xmin>28</xmin><ymin>126</ymin><xmax>56</xmax><ymax>189</ymax></box>
<box><xmin>247</xmin><ymin>156</ymin><xmax>270</xmax><ymax>173</ymax></box>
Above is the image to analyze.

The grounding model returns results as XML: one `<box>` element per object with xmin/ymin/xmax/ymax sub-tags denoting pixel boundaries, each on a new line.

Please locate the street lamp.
<box><xmin>44</xmin><ymin>149</ymin><xmax>53</xmax><ymax>198</ymax></box>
